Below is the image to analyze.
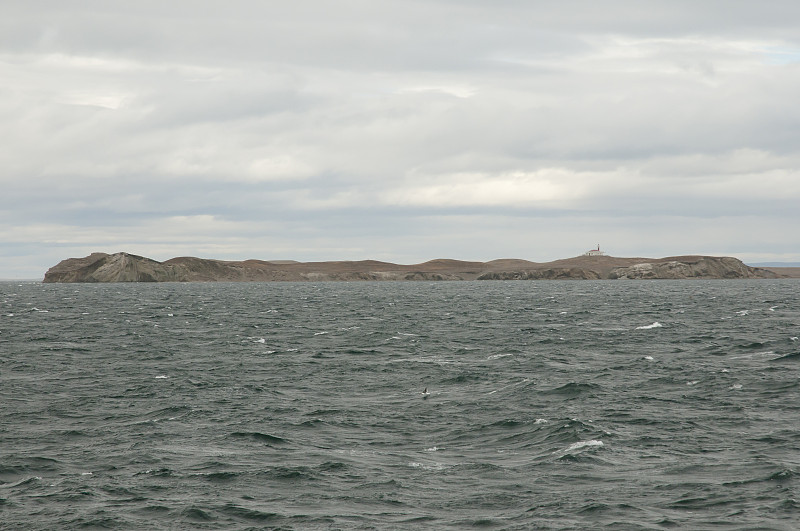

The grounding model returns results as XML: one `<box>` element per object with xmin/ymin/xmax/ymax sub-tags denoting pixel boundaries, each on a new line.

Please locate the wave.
<box><xmin>442</xmin><ymin>372</ymin><xmax>485</xmax><ymax>384</ymax></box>
<box><xmin>770</xmin><ymin>352</ymin><xmax>800</xmax><ymax>362</ymax></box>
<box><xmin>0</xmin><ymin>457</ymin><xmax>61</xmax><ymax>477</ymax></box>
<box><xmin>408</xmin><ymin>461</ymin><xmax>450</xmax><ymax>471</ymax></box>
<box><xmin>541</xmin><ymin>382</ymin><xmax>602</xmax><ymax>397</ymax></box>
<box><xmin>0</xmin><ymin>476</ymin><xmax>42</xmax><ymax>489</ymax></box>
<box><xmin>263</xmin><ymin>466</ymin><xmax>317</xmax><ymax>481</ymax></box>
<box><xmin>181</xmin><ymin>507</ymin><xmax>215</xmax><ymax>521</ymax></box>
<box><xmin>219</xmin><ymin>503</ymin><xmax>282</xmax><ymax>522</ymax></box>
<box><xmin>551</xmin><ymin>439</ymin><xmax>605</xmax><ymax>462</ymax></box>
<box><xmin>228</xmin><ymin>432</ymin><xmax>288</xmax><ymax>445</ymax></box>
<box><xmin>135</xmin><ymin>468</ymin><xmax>175</xmax><ymax>477</ymax></box>
<box><xmin>196</xmin><ymin>471</ymin><xmax>239</xmax><ymax>482</ymax></box>
<box><xmin>562</xmin><ymin>440</ymin><xmax>604</xmax><ymax>453</ymax></box>
<box><xmin>141</xmin><ymin>406</ymin><xmax>191</xmax><ymax>421</ymax></box>
<box><xmin>737</xmin><ymin>341</ymin><xmax>768</xmax><ymax>350</ymax></box>
<box><xmin>318</xmin><ymin>461</ymin><xmax>349</xmax><ymax>472</ymax></box>
<box><xmin>635</xmin><ymin>322</ymin><xmax>663</xmax><ymax>330</ymax></box>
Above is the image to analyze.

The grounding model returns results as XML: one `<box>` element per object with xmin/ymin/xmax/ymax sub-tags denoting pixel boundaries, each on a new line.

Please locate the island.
<box><xmin>42</xmin><ymin>252</ymin><xmax>786</xmax><ymax>283</ymax></box>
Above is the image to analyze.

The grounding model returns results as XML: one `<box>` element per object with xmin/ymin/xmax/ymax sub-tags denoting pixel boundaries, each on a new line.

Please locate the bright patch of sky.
<box><xmin>759</xmin><ymin>46</ymin><xmax>800</xmax><ymax>64</ymax></box>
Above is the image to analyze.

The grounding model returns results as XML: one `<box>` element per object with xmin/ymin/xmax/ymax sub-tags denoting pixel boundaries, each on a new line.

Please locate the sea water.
<box><xmin>1</xmin><ymin>280</ymin><xmax>799</xmax><ymax>529</ymax></box>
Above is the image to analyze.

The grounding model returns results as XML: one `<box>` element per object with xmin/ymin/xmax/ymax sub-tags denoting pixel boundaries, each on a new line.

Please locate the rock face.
<box><xmin>608</xmin><ymin>257</ymin><xmax>771</xmax><ymax>280</ymax></box>
<box><xmin>477</xmin><ymin>268</ymin><xmax>602</xmax><ymax>280</ymax></box>
<box><xmin>42</xmin><ymin>253</ymin><xmax>184</xmax><ymax>283</ymax></box>
<box><xmin>42</xmin><ymin>252</ymin><xmax>781</xmax><ymax>283</ymax></box>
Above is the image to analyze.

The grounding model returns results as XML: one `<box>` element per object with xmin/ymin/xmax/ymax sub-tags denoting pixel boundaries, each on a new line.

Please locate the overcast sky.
<box><xmin>2</xmin><ymin>1</ymin><xmax>799</xmax><ymax>277</ymax></box>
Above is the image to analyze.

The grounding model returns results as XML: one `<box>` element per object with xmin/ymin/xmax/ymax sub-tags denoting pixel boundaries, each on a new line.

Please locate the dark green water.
<box><xmin>1</xmin><ymin>280</ymin><xmax>799</xmax><ymax>529</ymax></box>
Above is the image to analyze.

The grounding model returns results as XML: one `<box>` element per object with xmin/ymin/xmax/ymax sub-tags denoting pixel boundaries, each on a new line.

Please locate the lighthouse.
<box><xmin>584</xmin><ymin>244</ymin><xmax>605</xmax><ymax>256</ymax></box>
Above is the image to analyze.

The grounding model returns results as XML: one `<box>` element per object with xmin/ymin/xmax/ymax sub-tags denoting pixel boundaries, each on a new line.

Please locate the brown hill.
<box><xmin>42</xmin><ymin>252</ymin><xmax>781</xmax><ymax>283</ymax></box>
<box><xmin>762</xmin><ymin>267</ymin><xmax>800</xmax><ymax>278</ymax></box>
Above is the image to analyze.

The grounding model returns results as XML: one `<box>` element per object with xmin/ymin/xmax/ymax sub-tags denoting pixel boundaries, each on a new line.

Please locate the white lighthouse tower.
<box><xmin>584</xmin><ymin>244</ymin><xmax>605</xmax><ymax>256</ymax></box>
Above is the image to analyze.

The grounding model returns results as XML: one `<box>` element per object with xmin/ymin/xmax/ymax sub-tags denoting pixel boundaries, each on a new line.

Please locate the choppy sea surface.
<box><xmin>1</xmin><ymin>279</ymin><xmax>799</xmax><ymax>530</ymax></box>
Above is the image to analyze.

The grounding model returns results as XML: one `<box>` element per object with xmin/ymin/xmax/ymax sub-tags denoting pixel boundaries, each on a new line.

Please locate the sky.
<box><xmin>2</xmin><ymin>1</ymin><xmax>800</xmax><ymax>278</ymax></box>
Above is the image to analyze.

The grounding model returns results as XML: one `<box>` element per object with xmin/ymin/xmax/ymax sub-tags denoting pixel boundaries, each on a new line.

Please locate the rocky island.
<box><xmin>42</xmin><ymin>252</ymin><xmax>784</xmax><ymax>283</ymax></box>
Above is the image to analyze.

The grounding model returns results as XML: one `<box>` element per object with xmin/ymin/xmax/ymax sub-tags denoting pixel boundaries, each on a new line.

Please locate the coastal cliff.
<box><xmin>608</xmin><ymin>257</ymin><xmax>763</xmax><ymax>279</ymax></box>
<box><xmin>42</xmin><ymin>252</ymin><xmax>781</xmax><ymax>283</ymax></box>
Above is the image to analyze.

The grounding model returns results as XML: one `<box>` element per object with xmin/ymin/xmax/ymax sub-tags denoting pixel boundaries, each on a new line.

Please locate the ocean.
<box><xmin>1</xmin><ymin>279</ymin><xmax>799</xmax><ymax>530</ymax></box>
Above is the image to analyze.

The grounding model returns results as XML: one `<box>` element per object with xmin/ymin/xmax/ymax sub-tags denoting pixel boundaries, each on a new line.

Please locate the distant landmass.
<box><xmin>41</xmin><ymin>252</ymin><xmax>794</xmax><ymax>283</ymax></box>
<box><xmin>749</xmin><ymin>262</ymin><xmax>800</xmax><ymax>267</ymax></box>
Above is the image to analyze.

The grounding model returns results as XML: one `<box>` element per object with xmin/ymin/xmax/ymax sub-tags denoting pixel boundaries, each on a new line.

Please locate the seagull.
<box><xmin>422</xmin><ymin>387</ymin><xmax>430</xmax><ymax>399</ymax></box>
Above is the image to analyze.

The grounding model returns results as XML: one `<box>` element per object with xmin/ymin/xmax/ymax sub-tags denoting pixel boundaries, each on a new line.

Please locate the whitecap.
<box><xmin>81</xmin><ymin>472</ymin><xmax>93</xmax><ymax>476</ymax></box>
<box><xmin>729</xmin><ymin>351</ymin><xmax>775</xmax><ymax>360</ymax></box>
<box><xmin>736</xmin><ymin>310</ymin><xmax>749</xmax><ymax>316</ymax></box>
<box><xmin>636</xmin><ymin>322</ymin><xmax>662</xmax><ymax>330</ymax></box>
<box><xmin>427</xmin><ymin>356</ymin><xmax>453</xmax><ymax>364</ymax></box>
<box><xmin>643</xmin><ymin>356</ymin><xmax>655</xmax><ymax>361</ymax></box>
<box><xmin>487</xmin><ymin>378</ymin><xmax>530</xmax><ymax>395</ymax></box>
<box><xmin>255</xmin><ymin>338</ymin><xmax>266</xmax><ymax>343</ymax></box>
<box><xmin>408</xmin><ymin>461</ymin><xmax>447</xmax><ymax>471</ymax></box>
<box><xmin>393</xmin><ymin>356</ymin><xmax>454</xmax><ymax>365</ymax></box>
<box><xmin>425</xmin><ymin>446</ymin><xmax>440</xmax><ymax>452</ymax></box>
<box><xmin>730</xmin><ymin>384</ymin><xmax>743</xmax><ymax>390</ymax></box>
<box><xmin>313</xmin><ymin>331</ymin><xmax>328</xmax><ymax>336</ymax></box>
<box><xmin>558</xmin><ymin>440</ymin><xmax>604</xmax><ymax>454</ymax></box>
<box><xmin>154</xmin><ymin>375</ymin><xmax>169</xmax><ymax>379</ymax></box>
<box><xmin>487</xmin><ymin>353</ymin><xmax>513</xmax><ymax>360</ymax></box>
<box><xmin>791</xmin><ymin>337</ymin><xmax>798</xmax><ymax>342</ymax></box>
<box><xmin>534</xmin><ymin>418</ymin><xmax>548</xmax><ymax>424</ymax></box>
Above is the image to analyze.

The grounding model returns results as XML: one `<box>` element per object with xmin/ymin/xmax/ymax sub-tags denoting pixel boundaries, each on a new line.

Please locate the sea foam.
<box><xmin>558</xmin><ymin>440</ymin><xmax>604</xmax><ymax>455</ymax></box>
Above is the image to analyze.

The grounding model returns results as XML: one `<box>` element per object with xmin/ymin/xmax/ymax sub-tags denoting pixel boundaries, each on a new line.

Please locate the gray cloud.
<box><xmin>2</xmin><ymin>1</ymin><xmax>799</xmax><ymax>277</ymax></box>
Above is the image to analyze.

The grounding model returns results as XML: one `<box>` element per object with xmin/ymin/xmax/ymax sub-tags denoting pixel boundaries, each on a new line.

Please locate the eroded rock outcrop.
<box><xmin>477</xmin><ymin>268</ymin><xmax>601</xmax><ymax>280</ymax></box>
<box><xmin>609</xmin><ymin>257</ymin><xmax>777</xmax><ymax>279</ymax></box>
<box><xmin>43</xmin><ymin>253</ymin><xmax>183</xmax><ymax>283</ymax></box>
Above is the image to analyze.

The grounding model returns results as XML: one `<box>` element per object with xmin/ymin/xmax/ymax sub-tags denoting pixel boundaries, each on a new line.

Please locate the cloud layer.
<box><xmin>2</xmin><ymin>1</ymin><xmax>799</xmax><ymax>276</ymax></box>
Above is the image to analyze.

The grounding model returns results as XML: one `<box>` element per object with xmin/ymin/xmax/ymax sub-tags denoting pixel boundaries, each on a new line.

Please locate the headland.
<box><xmin>41</xmin><ymin>252</ymin><xmax>788</xmax><ymax>283</ymax></box>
